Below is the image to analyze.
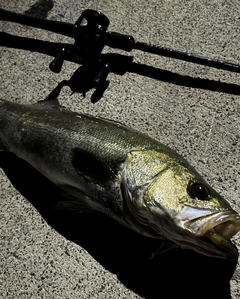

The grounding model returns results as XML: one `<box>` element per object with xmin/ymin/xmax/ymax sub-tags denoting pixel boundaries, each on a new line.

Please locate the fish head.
<box><xmin>122</xmin><ymin>150</ymin><xmax>240</xmax><ymax>260</ymax></box>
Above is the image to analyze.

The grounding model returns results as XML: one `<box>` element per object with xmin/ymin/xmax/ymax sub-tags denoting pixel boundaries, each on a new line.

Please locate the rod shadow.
<box><xmin>0</xmin><ymin>152</ymin><xmax>237</xmax><ymax>299</ymax></box>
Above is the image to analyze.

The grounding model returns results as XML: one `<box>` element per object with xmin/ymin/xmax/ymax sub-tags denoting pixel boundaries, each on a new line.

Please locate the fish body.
<box><xmin>0</xmin><ymin>98</ymin><xmax>239</xmax><ymax>260</ymax></box>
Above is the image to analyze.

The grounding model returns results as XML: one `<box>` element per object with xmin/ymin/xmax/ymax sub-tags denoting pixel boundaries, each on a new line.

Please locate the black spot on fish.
<box><xmin>24</xmin><ymin>0</ymin><xmax>54</xmax><ymax>19</ymax></box>
<box><xmin>71</xmin><ymin>148</ymin><xmax>115</xmax><ymax>186</ymax></box>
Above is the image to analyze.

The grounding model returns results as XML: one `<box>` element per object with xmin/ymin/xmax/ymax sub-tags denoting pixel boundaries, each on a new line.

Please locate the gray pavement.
<box><xmin>0</xmin><ymin>0</ymin><xmax>240</xmax><ymax>298</ymax></box>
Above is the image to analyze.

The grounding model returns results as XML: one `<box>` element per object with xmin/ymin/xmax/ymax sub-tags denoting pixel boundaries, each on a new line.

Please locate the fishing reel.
<box><xmin>48</xmin><ymin>9</ymin><xmax>134</xmax><ymax>101</ymax></box>
<box><xmin>48</xmin><ymin>10</ymin><xmax>110</xmax><ymax>100</ymax></box>
<box><xmin>50</xmin><ymin>10</ymin><xmax>109</xmax><ymax>73</ymax></box>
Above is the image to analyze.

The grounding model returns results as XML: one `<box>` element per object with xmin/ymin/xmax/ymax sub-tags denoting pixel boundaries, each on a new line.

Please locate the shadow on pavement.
<box><xmin>0</xmin><ymin>152</ymin><xmax>237</xmax><ymax>299</ymax></box>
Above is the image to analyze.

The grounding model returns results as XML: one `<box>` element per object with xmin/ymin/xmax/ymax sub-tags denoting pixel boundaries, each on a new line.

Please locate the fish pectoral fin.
<box><xmin>71</xmin><ymin>147</ymin><xmax>115</xmax><ymax>186</ymax></box>
<box><xmin>56</xmin><ymin>184</ymin><xmax>94</xmax><ymax>213</ymax></box>
<box><xmin>55</xmin><ymin>198</ymin><xmax>94</xmax><ymax>213</ymax></box>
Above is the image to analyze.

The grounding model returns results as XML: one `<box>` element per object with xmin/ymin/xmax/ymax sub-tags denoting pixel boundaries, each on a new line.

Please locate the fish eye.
<box><xmin>188</xmin><ymin>181</ymin><xmax>210</xmax><ymax>200</ymax></box>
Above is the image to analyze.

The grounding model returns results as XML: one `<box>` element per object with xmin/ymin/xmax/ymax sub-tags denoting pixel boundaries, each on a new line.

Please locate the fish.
<box><xmin>0</xmin><ymin>98</ymin><xmax>239</xmax><ymax>260</ymax></box>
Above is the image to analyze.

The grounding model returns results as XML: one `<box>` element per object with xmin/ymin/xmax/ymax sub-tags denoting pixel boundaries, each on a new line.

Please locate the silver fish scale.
<box><xmin>0</xmin><ymin>99</ymin><xmax>175</xmax><ymax>172</ymax></box>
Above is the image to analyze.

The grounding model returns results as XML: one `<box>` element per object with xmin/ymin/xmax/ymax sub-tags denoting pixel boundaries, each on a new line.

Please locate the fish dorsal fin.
<box><xmin>36</xmin><ymin>97</ymin><xmax>65</xmax><ymax>109</ymax></box>
<box><xmin>71</xmin><ymin>148</ymin><xmax>115</xmax><ymax>185</ymax></box>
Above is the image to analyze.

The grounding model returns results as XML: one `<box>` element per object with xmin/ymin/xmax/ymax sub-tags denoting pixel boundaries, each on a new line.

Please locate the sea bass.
<box><xmin>0</xmin><ymin>98</ymin><xmax>239</xmax><ymax>260</ymax></box>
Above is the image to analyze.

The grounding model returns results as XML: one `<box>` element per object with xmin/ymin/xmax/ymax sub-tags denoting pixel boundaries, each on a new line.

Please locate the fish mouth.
<box><xmin>185</xmin><ymin>210</ymin><xmax>240</xmax><ymax>260</ymax></box>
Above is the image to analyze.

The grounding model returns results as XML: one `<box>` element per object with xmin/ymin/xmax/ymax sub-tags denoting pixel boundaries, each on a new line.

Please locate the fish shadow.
<box><xmin>0</xmin><ymin>152</ymin><xmax>237</xmax><ymax>299</ymax></box>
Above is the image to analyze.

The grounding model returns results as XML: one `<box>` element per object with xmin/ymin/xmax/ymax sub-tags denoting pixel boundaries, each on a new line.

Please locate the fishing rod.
<box><xmin>1</xmin><ymin>8</ymin><xmax>240</xmax><ymax>74</ymax></box>
<box><xmin>2</xmin><ymin>8</ymin><xmax>240</xmax><ymax>102</ymax></box>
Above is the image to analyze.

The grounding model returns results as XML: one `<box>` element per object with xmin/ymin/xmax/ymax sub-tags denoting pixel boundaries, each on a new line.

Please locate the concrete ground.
<box><xmin>0</xmin><ymin>0</ymin><xmax>240</xmax><ymax>298</ymax></box>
